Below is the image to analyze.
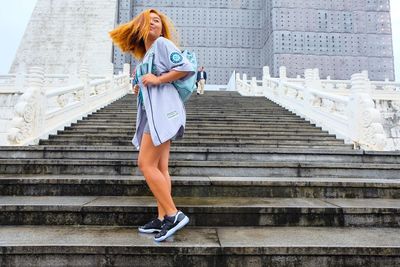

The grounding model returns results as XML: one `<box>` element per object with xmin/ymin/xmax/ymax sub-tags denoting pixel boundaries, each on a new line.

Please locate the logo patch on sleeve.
<box><xmin>170</xmin><ymin>52</ymin><xmax>183</xmax><ymax>64</ymax></box>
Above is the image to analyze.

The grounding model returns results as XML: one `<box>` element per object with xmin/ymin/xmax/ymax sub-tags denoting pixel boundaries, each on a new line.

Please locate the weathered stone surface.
<box><xmin>1</xmin><ymin>92</ymin><xmax>400</xmax><ymax>265</ymax></box>
<box><xmin>1</xmin><ymin>226</ymin><xmax>399</xmax><ymax>267</ymax></box>
<box><xmin>10</xmin><ymin>0</ymin><xmax>117</xmax><ymax>75</ymax></box>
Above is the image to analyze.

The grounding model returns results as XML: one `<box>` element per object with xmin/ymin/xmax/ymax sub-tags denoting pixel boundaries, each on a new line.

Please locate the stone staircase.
<box><xmin>0</xmin><ymin>91</ymin><xmax>399</xmax><ymax>267</ymax></box>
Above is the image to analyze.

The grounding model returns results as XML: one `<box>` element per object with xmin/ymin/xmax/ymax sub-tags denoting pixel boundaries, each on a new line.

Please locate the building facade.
<box><xmin>11</xmin><ymin>0</ymin><xmax>118</xmax><ymax>76</ymax></box>
<box><xmin>113</xmin><ymin>0</ymin><xmax>395</xmax><ymax>83</ymax></box>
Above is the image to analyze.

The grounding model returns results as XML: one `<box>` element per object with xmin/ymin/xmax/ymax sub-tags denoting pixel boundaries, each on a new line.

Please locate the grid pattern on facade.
<box><xmin>113</xmin><ymin>0</ymin><xmax>394</xmax><ymax>83</ymax></box>
<box><xmin>113</xmin><ymin>0</ymin><xmax>134</xmax><ymax>74</ymax></box>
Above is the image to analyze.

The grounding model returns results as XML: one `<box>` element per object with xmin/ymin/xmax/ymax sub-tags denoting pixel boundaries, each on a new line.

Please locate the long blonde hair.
<box><xmin>109</xmin><ymin>9</ymin><xmax>179</xmax><ymax>60</ymax></box>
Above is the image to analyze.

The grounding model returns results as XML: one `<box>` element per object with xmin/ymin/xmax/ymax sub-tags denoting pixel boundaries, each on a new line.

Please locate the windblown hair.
<box><xmin>109</xmin><ymin>9</ymin><xmax>179</xmax><ymax>60</ymax></box>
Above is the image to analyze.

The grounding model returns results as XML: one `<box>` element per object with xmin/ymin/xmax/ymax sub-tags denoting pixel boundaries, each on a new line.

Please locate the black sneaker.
<box><xmin>154</xmin><ymin>211</ymin><xmax>189</xmax><ymax>242</ymax></box>
<box><xmin>138</xmin><ymin>218</ymin><xmax>163</xmax><ymax>234</ymax></box>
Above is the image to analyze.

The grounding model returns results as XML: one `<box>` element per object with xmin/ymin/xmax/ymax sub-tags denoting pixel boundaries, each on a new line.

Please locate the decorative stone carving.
<box><xmin>8</xmin><ymin>67</ymin><xmax>45</xmax><ymax>145</ymax></box>
<box><xmin>348</xmin><ymin>73</ymin><xmax>388</xmax><ymax>150</ymax></box>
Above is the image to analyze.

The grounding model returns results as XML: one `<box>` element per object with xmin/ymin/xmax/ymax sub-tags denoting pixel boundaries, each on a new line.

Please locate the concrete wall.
<box><xmin>10</xmin><ymin>0</ymin><xmax>118</xmax><ymax>76</ymax></box>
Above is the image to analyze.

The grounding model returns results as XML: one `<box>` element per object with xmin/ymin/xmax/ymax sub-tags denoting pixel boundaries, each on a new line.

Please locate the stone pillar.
<box><xmin>304</xmin><ymin>68</ymin><xmax>322</xmax><ymax>89</ymax></box>
<box><xmin>235</xmin><ymin>72</ymin><xmax>241</xmax><ymax>92</ymax></box>
<box><xmin>27</xmin><ymin>67</ymin><xmax>45</xmax><ymax>88</ymax></box>
<box><xmin>251</xmin><ymin>77</ymin><xmax>260</xmax><ymax>95</ymax></box>
<box><xmin>303</xmin><ymin>69</ymin><xmax>315</xmax><ymax>106</ymax></box>
<box><xmin>304</xmin><ymin>69</ymin><xmax>314</xmax><ymax>85</ymax></box>
<box><xmin>347</xmin><ymin>73</ymin><xmax>387</xmax><ymax>150</ymax></box>
<box><xmin>8</xmin><ymin>66</ymin><xmax>46</xmax><ymax>145</ymax></box>
<box><xmin>262</xmin><ymin>66</ymin><xmax>270</xmax><ymax>88</ymax></box>
<box><xmin>32</xmin><ymin>67</ymin><xmax>47</xmax><ymax>138</ymax></box>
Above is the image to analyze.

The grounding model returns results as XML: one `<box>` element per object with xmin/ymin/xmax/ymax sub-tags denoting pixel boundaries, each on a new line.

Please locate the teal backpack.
<box><xmin>146</xmin><ymin>50</ymin><xmax>198</xmax><ymax>102</ymax></box>
<box><xmin>173</xmin><ymin>50</ymin><xmax>198</xmax><ymax>102</ymax></box>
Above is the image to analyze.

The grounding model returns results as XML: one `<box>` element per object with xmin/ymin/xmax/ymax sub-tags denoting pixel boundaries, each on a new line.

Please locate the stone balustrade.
<box><xmin>235</xmin><ymin>66</ymin><xmax>400</xmax><ymax>151</ymax></box>
<box><xmin>1</xmin><ymin>64</ymin><xmax>131</xmax><ymax>146</ymax></box>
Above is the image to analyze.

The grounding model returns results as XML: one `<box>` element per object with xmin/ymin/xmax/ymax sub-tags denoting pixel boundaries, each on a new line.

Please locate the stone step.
<box><xmin>46</xmin><ymin>135</ymin><xmax>343</xmax><ymax>143</ymax></box>
<box><xmin>95</xmin><ymin>110</ymin><xmax>297</xmax><ymax>116</ymax></box>
<box><xmin>71</xmin><ymin>121</ymin><xmax>318</xmax><ymax>128</ymax></box>
<box><xmin>82</xmin><ymin>112</ymin><xmax>308</xmax><ymax>118</ymax></box>
<box><xmin>0</xmin><ymin>195</ymin><xmax>399</xmax><ymax>227</ymax></box>
<box><xmin>0</xmin><ymin>159</ymin><xmax>398</xmax><ymax>178</ymax></box>
<box><xmin>67</xmin><ymin>124</ymin><xmax>325</xmax><ymax>131</ymax></box>
<box><xmin>39</xmin><ymin>140</ymin><xmax>351</xmax><ymax>148</ymax></box>
<box><xmin>1</xmin><ymin>175</ymin><xmax>399</xmax><ymax>198</ymax></box>
<box><xmin>1</xmin><ymin>146</ymin><xmax>390</xmax><ymax>163</ymax></box>
<box><xmin>63</xmin><ymin>125</ymin><xmax>329</xmax><ymax>133</ymax></box>
<box><xmin>48</xmin><ymin>135</ymin><xmax>341</xmax><ymax>143</ymax></box>
<box><xmin>57</xmin><ymin>130</ymin><xmax>337</xmax><ymax>138</ymax></box>
<box><xmin>95</xmin><ymin>110</ymin><xmax>296</xmax><ymax>116</ymax></box>
<box><xmin>81</xmin><ymin>117</ymin><xmax>309</xmax><ymax>123</ymax></box>
<box><xmin>1</xmin><ymin>225</ymin><xmax>398</xmax><ymax>267</ymax></box>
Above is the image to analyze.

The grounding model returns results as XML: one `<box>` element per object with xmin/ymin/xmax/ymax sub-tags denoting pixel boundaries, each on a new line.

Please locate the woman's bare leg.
<box><xmin>138</xmin><ymin>133</ymin><xmax>177</xmax><ymax>216</ymax></box>
<box><xmin>156</xmin><ymin>140</ymin><xmax>172</xmax><ymax>219</ymax></box>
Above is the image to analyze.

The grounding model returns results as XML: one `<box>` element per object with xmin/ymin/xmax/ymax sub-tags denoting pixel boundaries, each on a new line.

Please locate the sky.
<box><xmin>0</xmin><ymin>0</ymin><xmax>399</xmax><ymax>81</ymax></box>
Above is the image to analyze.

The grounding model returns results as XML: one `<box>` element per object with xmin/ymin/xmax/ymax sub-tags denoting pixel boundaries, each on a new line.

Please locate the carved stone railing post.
<box><xmin>251</xmin><ymin>77</ymin><xmax>259</xmax><ymax>95</ymax></box>
<box><xmin>277</xmin><ymin>66</ymin><xmax>287</xmax><ymax>96</ymax></box>
<box><xmin>304</xmin><ymin>68</ymin><xmax>321</xmax><ymax>89</ymax></box>
<box><xmin>303</xmin><ymin>69</ymin><xmax>315</xmax><ymax>106</ymax></box>
<box><xmin>235</xmin><ymin>73</ymin><xmax>241</xmax><ymax>93</ymax></box>
<box><xmin>8</xmin><ymin>66</ymin><xmax>45</xmax><ymax>145</ymax></box>
<box><xmin>347</xmin><ymin>72</ymin><xmax>388</xmax><ymax>150</ymax></box>
<box><xmin>313</xmin><ymin>68</ymin><xmax>322</xmax><ymax>89</ymax></box>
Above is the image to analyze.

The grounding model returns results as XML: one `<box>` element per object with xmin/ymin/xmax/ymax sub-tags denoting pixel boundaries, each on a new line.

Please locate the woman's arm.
<box><xmin>141</xmin><ymin>71</ymin><xmax>188</xmax><ymax>87</ymax></box>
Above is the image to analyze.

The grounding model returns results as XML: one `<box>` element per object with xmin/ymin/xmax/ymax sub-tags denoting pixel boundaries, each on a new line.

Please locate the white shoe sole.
<box><xmin>138</xmin><ymin>228</ymin><xmax>161</xmax><ymax>234</ymax></box>
<box><xmin>154</xmin><ymin>216</ymin><xmax>189</xmax><ymax>242</ymax></box>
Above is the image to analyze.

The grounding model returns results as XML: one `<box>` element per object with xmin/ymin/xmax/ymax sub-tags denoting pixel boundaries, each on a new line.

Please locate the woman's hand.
<box><xmin>132</xmin><ymin>84</ymin><xmax>139</xmax><ymax>95</ymax></box>
<box><xmin>141</xmin><ymin>74</ymin><xmax>161</xmax><ymax>87</ymax></box>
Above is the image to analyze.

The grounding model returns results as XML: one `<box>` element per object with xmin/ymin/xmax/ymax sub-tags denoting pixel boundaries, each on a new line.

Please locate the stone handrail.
<box><xmin>5</xmin><ymin>64</ymin><xmax>131</xmax><ymax>146</ymax></box>
<box><xmin>235</xmin><ymin>66</ymin><xmax>400</xmax><ymax>151</ymax></box>
<box><xmin>0</xmin><ymin>73</ymin><xmax>108</xmax><ymax>90</ymax></box>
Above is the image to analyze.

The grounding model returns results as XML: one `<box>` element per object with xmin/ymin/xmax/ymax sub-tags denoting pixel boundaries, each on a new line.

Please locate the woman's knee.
<box><xmin>138</xmin><ymin>157</ymin><xmax>153</xmax><ymax>174</ymax></box>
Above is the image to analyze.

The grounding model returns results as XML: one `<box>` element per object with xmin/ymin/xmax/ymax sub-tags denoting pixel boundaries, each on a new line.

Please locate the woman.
<box><xmin>109</xmin><ymin>9</ymin><xmax>194</xmax><ymax>242</ymax></box>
